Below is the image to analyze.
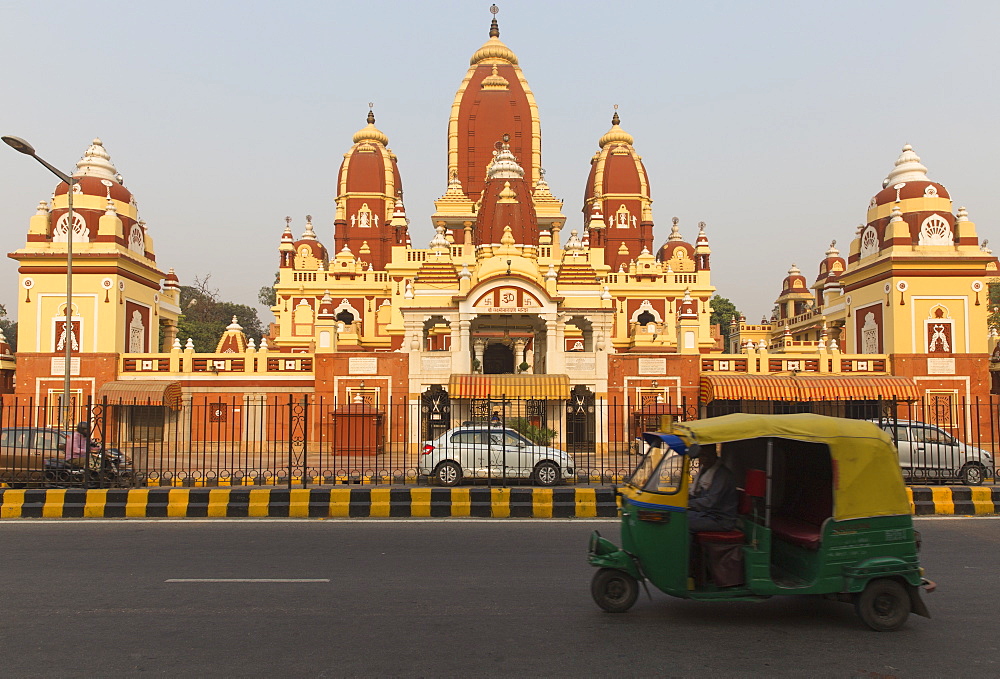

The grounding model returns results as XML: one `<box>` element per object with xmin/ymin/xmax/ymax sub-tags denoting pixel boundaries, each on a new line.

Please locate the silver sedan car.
<box><xmin>418</xmin><ymin>426</ymin><xmax>575</xmax><ymax>486</ymax></box>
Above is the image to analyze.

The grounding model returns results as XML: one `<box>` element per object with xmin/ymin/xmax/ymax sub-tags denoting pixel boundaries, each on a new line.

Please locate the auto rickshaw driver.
<box><xmin>688</xmin><ymin>444</ymin><xmax>739</xmax><ymax>533</ymax></box>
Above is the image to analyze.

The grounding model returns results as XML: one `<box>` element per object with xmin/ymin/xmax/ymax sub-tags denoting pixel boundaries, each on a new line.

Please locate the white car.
<box><xmin>872</xmin><ymin>420</ymin><xmax>994</xmax><ymax>485</ymax></box>
<box><xmin>419</xmin><ymin>426</ymin><xmax>575</xmax><ymax>487</ymax></box>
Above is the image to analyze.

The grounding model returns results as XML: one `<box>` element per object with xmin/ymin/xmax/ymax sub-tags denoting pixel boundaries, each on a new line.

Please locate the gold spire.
<box><xmin>471</xmin><ymin>4</ymin><xmax>518</xmax><ymax>65</ymax></box>
<box><xmin>599</xmin><ymin>107</ymin><xmax>634</xmax><ymax>148</ymax></box>
<box><xmin>352</xmin><ymin>105</ymin><xmax>389</xmax><ymax>146</ymax></box>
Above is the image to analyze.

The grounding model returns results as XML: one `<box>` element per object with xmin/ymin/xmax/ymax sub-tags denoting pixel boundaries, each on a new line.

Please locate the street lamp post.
<box><xmin>2</xmin><ymin>135</ymin><xmax>77</xmax><ymax>428</ymax></box>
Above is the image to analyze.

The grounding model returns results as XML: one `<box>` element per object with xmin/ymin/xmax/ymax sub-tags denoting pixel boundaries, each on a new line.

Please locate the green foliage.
<box><xmin>176</xmin><ymin>275</ymin><xmax>264</xmax><ymax>352</ymax></box>
<box><xmin>258</xmin><ymin>271</ymin><xmax>278</xmax><ymax>307</ymax></box>
<box><xmin>0</xmin><ymin>303</ymin><xmax>15</xmax><ymax>352</ymax></box>
<box><xmin>507</xmin><ymin>417</ymin><xmax>557</xmax><ymax>446</ymax></box>
<box><xmin>709</xmin><ymin>294</ymin><xmax>740</xmax><ymax>330</ymax></box>
<box><xmin>989</xmin><ymin>280</ymin><xmax>1000</xmax><ymax>333</ymax></box>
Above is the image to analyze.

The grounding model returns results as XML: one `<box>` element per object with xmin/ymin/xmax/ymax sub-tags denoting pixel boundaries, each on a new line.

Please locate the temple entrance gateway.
<box><xmin>483</xmin><ymin>343</ymin><xmax>515</xmax><ymax>374</ymax></box>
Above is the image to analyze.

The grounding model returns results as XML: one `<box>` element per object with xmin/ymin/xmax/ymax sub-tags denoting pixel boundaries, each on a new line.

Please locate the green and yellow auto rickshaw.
<box><xmin>588</xmin><ymin>413</ymin><xmax>934</xmax><ymax>631</ymax></box>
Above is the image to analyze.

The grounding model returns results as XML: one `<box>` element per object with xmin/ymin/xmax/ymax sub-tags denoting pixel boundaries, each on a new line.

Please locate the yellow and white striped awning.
<box><xmin>447</xmin><ymin>374</ymin><xmax>571</xmax><ymax>400</ymax></box>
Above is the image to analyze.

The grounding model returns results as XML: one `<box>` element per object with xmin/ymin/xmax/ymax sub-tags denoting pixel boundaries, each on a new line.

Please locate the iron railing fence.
<box><xmin>0</xmin><ymin>395</ymin><xmax>995</xmax><ymax>488</ymax></box>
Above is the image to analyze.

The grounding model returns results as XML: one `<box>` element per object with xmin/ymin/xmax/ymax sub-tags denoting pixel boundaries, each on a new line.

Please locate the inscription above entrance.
<box><xmin>473</xmin><ymin>286</ymin><xmax>541</xmax><ymax>311</ymax></box>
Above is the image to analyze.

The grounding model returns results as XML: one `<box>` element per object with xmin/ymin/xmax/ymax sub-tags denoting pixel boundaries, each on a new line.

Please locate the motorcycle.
<box><xmin>44</xmin><ymin>445</ymin><xmax>136</xmax><ymax>488</ymax></box>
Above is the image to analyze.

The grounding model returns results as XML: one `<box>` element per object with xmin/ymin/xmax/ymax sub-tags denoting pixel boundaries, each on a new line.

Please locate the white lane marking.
<box><xmin>165</xmin><ymin>578</ymin><xmax>330</xmax><ymax>583</ymax></box>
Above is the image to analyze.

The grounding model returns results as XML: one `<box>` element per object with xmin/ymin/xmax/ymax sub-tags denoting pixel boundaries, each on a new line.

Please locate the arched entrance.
<box><xmin>483</xmin><ymin>343</ymin><xmax>515</xmax><ymax>374</ymax></box>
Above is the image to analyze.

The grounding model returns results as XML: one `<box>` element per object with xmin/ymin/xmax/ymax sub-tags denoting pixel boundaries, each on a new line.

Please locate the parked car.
<box><xmin>419</xmin><ymin>425</ymin><xmax>575</xmax><ymax>486</ymax></box>
<box><xmin>0</xmin><ymin>426</ymin><xmax>69</xmax><ymax>484</ymax></box>
<box><xmin>872</xmin><ymin>420</ymin><xmax>994</xmax><ymax>485</ymax></box>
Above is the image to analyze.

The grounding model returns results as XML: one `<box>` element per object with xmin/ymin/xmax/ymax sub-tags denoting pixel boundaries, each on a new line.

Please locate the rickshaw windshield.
<box><xmin>627</xmin><ymin>446</ymin><xmax>685</xmax><ymax>494</ymax></box>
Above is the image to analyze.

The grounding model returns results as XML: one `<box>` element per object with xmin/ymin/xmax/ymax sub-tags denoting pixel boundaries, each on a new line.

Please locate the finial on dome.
<box><xmin>353</xmin><ymin>105</ymin><xmax>389</xmax><ymax>146</ymax></box>
<box><xmin>788</xmin><ymin>263</ymin><xmax>801</xmax><ymax>275</ymax></box>
<box><xmin>599</xmin><ymin>106</ymin><xmax>634</xmax><ymax>148</ymax></box>
<box><xmin>301</xmin><ymin>214</ymin><xmax>316</xmax><ymax>240</ymax></box>
<box><xmin>826</xmin><ymin>240</ymin><xmax>839</xmax><ymax>256</ymax></box>
<box><xmin>486</xmin><ymin>135</ymin><xmax>524</xmax><ymax>179</ymax></box>
<box><xmin>957</xmin><ymin>206</ymin><xmax>969</xmax><ymax>222</ymax></box>
<box><xmin>668</xmin><ymin>217</ymin><xmax>683</xmax><ymax>241</ymax></box>
<box><xmin>429</xmin><ymin>224</ymin><xmax>450</xmax><ymax>249</ymax></box>
<box><xmin>489</xmin><ymin>4</ymin><xmax>500</xmax><ymax>37</ymax></box>
<box><xmin>884</xmin><ymin>143</ymin><xmax>929</xmax><ymax>185</ymax></box>
<box><xmin>75</xmin><ymin>137</ymin><xmax>119</xmax><ymax>181</ymax></box>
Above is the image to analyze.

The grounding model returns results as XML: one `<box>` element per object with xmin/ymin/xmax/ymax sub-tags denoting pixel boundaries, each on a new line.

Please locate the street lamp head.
<box><xmin>2</xmin><ymin>135</ymin><xmax>36</xmax><ymax>156</ymax></box>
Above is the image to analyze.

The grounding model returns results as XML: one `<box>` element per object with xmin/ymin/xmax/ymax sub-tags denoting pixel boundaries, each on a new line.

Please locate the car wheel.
<box><xmin>533</xmin><ymin>461</ymin><xmax>560</xmax><ymax>487</ymax></box>
<box><xmin>591</xmin><ymin>568</ymin><xmax>639</xmax><ymax>613</ymax></box>
<box><xmin>854</xmin><ymin>578</ymin><xmax>910</xmax><ymax>632</ymax></box>
<box><xmin>435</xmin><ymin>461</ymin><xmax>462</xmax><ymax>487</ymax></box>
<box><xmin>959</xmin><ymin>463</ymin><xmax>985</xmax><ymax>486</ymax></box>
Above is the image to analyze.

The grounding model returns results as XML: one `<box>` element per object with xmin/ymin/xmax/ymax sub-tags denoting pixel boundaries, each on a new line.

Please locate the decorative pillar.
<box><xmin>243</xmin><ymin>393</ymin><xmax>266</xmax><ymax>444</ymax></box>
<box><xmin>473</xmin><ymin>338</ymin><xmax>486</xmax><ymax>372</ymax></box>
<box><xmin>545</xmin><ymin>317</ymin><xmax>559</xmax><ymax>374</ymax></box>
<box><xmin>514</xmin><ymin>339</ymin><xmax>527</xmax><ymax>372</ymax></box>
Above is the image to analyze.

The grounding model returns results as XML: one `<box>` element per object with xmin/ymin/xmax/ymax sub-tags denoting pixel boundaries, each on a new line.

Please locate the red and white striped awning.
<box><xmin>96</xmin><ymin>380</ymin><xmax>182</xmax><ymax>410</ymax></box>
<box><xmin>700</xmin><ymin>374</ymin><xmax>920</xmax><ymax>404</ymax></box>
<box><xmin>447</xmin><ymin>374</ymin><xmax>571</xmax><ymax>400</ymax></box>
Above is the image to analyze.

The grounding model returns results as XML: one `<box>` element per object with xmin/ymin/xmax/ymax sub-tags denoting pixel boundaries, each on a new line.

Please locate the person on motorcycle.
<box><xmin>65</xmin><ymin>421</ymin><xmax>100</xmax><ymax>468</ymax></box>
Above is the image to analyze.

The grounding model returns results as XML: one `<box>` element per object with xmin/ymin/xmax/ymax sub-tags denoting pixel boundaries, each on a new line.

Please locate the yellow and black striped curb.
<box><xmin>0</xmin><ymin>487</ymin><xmax>619</xmax><ymax>519</ymax></box>
<box><xmin>909</xmin><ymin>486</ymin><xmax>1000</xmax><ymax>515</ymax></box>
<box><xmin>0</xmin><ymin>486</ymin><xmax>995</xmax><ymax>519</ymax></box>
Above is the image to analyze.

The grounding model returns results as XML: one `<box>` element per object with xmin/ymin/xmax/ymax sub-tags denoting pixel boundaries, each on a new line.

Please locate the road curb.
<box><xmin>1</xmin><ymin>486</ymin><xmax>996</xmax><ymax>519</ymax></box>
<box><xmin>0</xmin><ymin>487</ymin><xmax>622</xmax><ymax>519</ymax></box>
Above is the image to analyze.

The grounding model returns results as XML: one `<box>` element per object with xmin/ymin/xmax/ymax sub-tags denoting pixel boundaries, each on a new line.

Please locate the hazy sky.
<box><xmin>2</xmin><ymin>0</ymin><xmax>997</xmax><ymax>325</ymax></box>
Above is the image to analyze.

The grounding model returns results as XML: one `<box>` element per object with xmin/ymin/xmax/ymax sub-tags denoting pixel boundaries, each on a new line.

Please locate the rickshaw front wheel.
<box><xmin>855</xmin><ymin>578</ymin><xmax>910</xmax><ymax>631</ymax></box>
<box><xmin>591</xmin><ymin>568</ymin><xmax>639</xmax><ymax>613</ymax></box>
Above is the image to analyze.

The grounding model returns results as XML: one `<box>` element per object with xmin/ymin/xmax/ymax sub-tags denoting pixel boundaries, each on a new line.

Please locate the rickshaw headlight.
<box><xmin>589</xmin><ymin>531</ymin><xmax>618</xmax><ymax>556</ymax></box>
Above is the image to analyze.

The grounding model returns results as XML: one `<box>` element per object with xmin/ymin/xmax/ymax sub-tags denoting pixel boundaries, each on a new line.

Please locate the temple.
<box><xmin>5</xmin><ymin>7</ymin><xmax>997</xmax><ymax>453</ymax></box>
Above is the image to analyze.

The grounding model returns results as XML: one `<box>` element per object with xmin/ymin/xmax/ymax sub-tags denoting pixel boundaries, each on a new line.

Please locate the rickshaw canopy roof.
<box><xmin>671</xmin><ymin>413</ymin><xmax>910</xmax><ymax>521</ymax></box>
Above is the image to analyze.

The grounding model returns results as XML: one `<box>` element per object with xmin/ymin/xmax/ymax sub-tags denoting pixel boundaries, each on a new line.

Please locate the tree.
<box><xmin>0</xmin><ymin>304</ymin><xmax>16</xmax><ymax>352</ymax></box>
<box><xmin>989</xmin><ymin>280</ymin><xmax>1000</xmax><ymax>333</ymax></box>
<box><xmin>258</xmin><ymin>271</ymin><xmax>278</xmax><ymax>308</ymax></box>
<box><xmin>709</xmin><ymin>295</ymin><xmax>740</xmax><ymax>331</ymax></box>
<box><xmin>176</xmin><ymin>275</ymin><xmax>264</xmax><ymax>352</ymax></box>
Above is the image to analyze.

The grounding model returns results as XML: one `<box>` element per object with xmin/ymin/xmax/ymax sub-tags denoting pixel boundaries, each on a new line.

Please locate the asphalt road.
<box><xmin>1</xmin><ymin>517</ymin><xmax>998</xmax><ymax>678</ymax></box>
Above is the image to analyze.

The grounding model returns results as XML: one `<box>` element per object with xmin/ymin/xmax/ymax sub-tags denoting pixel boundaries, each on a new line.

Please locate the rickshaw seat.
<box><xmin>770</xmin><ymin>517</ymin><xmax>822</xmax><ymax>550</ymax></box>
<box><xmin>770</xmin><ymin>478</ymin><xmax>832</xmax><ymax>550</ymax></box>
<box><xmin>693</xmin><ymin>530</ymin><xmax>746</xmax><ymax>587</ymax></box>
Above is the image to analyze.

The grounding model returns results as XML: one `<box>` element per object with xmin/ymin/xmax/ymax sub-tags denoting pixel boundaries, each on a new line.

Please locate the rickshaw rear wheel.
<box><xmin>855</xmin><ymin>578</ymin><xmax>910</xmax><ymax>631</ymax></box>
<box><xmin>591</xmin><ymin>568</ymin><xmax>639</xmax><ymax>613</ymax></box>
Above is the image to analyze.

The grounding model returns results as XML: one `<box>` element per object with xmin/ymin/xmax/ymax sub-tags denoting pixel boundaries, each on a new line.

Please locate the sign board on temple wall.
<box><xmin>638</xmin><ymin>358</ymin><xmax>667</xmax><ymax>375</ymax></box>
<box><xmin>349</xmin><ymin>357</ymin><xmax>378</xmax><ymax>375</ymax></box>
<box><xmin>473</xmin><ymin>287</ymin><xmax>541</xmax><ymax>314</ymax></box>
